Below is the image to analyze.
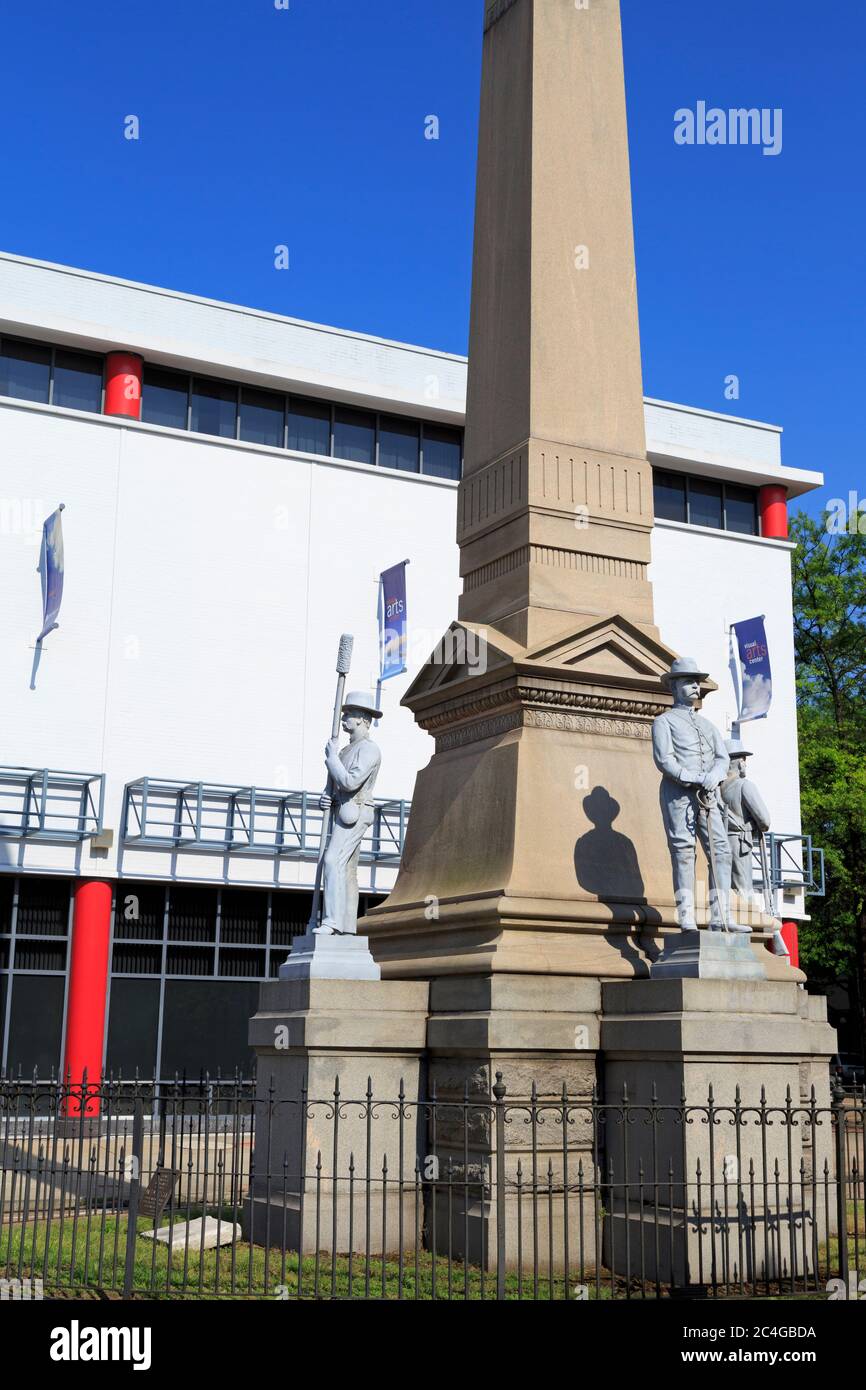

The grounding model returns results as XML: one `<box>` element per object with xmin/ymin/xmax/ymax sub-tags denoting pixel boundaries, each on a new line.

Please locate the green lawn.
<box><xmin>3</xmin><ymin>1201</ymin><xmax>862</xmax><ymax>1301</ymax></box>
<box><xmin>0</xmin><ymin>1211</ymin><xmax>607</xmax><ymax>1300</ymax></box>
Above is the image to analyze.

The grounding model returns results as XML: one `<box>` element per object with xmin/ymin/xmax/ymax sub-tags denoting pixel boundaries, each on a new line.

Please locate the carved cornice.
<box><xmin>424</xmin><ymin>676</ymin><xmax>666</xmax><ymax>749</ymax></box>
<box><xmin>434</xmin><ymin>703</ymin><xmax>654</xmax><ymax>751</ymax></box>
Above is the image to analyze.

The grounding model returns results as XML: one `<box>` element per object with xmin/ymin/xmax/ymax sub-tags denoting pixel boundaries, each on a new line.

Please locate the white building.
<box><xmin>0</xmin><ymin>252</ymin><xmax>822</xmax><ymax>1080</ymax></box>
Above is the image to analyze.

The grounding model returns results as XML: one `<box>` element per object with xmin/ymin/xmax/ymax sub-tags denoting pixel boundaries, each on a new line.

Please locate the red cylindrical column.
<box><xmin>759</xmin><ymin>484</ymin><xmax>789</xmax><ymax>539</ymax></box>
<box><xmin>63</xmin><ymin>879</ymin><xmax>113</xmax><ymax>1116</ymax></box>
<box><xmin>104</xmin><ymin>351</ymin><xmax>143</xmax><ymax>420</ymax></box>
<box><xmin>778</xmin><ymin>920</ymin><xmax>800</xmax><ymax>968</ymax></box>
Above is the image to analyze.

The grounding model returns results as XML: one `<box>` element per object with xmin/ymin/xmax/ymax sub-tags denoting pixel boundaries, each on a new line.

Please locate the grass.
<box><xmin>0</xmin><ymin>1208</ymin><xmax>610</xmax><ymax>1300</ymax></box>
<box><xmin>2</xmin><ymin>1200</ymin><xmax>863</xmax><ymax>1301</ymax></box>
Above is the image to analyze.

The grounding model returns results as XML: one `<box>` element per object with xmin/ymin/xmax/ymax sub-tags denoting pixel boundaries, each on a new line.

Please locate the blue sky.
<box><xmin>0</xmin><ymin>0</ymin><xmax>862</xmax><ymax>513</ymax></box>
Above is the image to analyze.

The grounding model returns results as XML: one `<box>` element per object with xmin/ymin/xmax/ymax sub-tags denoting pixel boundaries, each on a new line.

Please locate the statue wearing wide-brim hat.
<box><xmin>661</xmin><ymin>656</ymin><xmax>710</xmax><ymax>688</ymax></box>
<box><xmin>341</xmin><ymin>690</ymin><xmax>383</xmax><ymax>720</ymax></box>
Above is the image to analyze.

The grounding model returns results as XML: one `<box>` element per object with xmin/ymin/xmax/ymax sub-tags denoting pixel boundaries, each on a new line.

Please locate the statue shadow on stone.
<box><xmin>573</xmin><ymin>787</ymin><xmax>662</xmax><ymax>970</ymax></box>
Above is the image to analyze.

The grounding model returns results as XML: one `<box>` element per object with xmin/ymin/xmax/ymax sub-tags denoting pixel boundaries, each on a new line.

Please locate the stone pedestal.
<box><xmin>424</xmin><ymin>975</ymin><xmax>601</xmax><ymax>1275</ymax></box>
<box><xmin>278</xmin><ymin>931</ymin><xmax>380</xmax><ymax>981</ymax></box>
<box><xmin>651</xmin><ymin>927</ymin><xmax>768</xmax><ymax>980</ymax></box>
<box><xmin>600</xmin><ymin>979</ymin><xmax>837</xmax><ymax>1288</ymax></box>
<box><xmin>244</xmin><ymin>977</ymin><xmax>428</xmax><ymax>1256</ymax></box>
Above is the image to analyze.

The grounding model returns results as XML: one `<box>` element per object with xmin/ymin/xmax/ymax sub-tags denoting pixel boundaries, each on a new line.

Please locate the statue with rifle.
<box><xmin>308</xmin><ymin>634</ymin><xmax>383</xmax><ymax>937</ymax></box>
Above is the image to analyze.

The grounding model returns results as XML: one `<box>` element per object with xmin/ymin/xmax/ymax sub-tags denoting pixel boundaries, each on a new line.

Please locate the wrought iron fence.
<box><xmin>0</xmin><ymin>1074</ymin><xmax>862</xmax><ymax>1301</ymax></box>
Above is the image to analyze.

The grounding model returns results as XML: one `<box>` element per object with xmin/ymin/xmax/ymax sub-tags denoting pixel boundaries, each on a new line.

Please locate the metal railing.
<box><xmin>121</xmin><ymin>779</ymin><xmax>408</xmax><ymax>865</ymax></box>
<box><xmin>1</xmin><ymin>1075</ymin><xmax>862</xmax><ymax>1301</ymax></box>
<box><xmin>764</xmin><ymin>833</ymin><xmax>826</xmax><ymax>898</ymax></box>
<box><xmin>0</xmin><ymin>766</ymin><xmax>105</xmax><ymax>843</ymax></box>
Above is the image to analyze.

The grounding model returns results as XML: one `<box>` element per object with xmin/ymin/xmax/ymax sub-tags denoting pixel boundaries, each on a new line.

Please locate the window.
<box><xmin>653</xmin><ymin>470</ymin><xmax>687</xmax><ymax>524</ymax></box>
<box><xmin>379</xmin><ymin>416</ymin><xmax>420</xmax><ymax>473</ymax></box>
<box><xmin>334</xmin><ymin>407</ymin><xmax>375</xmax><ymax>466</ymax></box>
<box><xmin>191</xmin><ymin>377</ymin><xmax>238</xmax><ymax>438</ymax></box>
<box><xmin>52</xmin><ymin>349</ymin><xmax>103</xmax><ymax>412</ymax></box>
<box><xmin>0</xmin><ymin>338</ymin><xmax>51</xmax><ymax>402</ymax></box>
<box><xmin>287</xmin><ymin>397</ymin><xmax>331</xmax><ymax>455</ymax></box>
<box><xmin>142</xmin><ymin>367</ymin><xmax>189</xmax><ymax>429</ymax></box>
<box><xmin>725</xmin><ymin>483</ymin><xmax>759</xmax><ymax>536</ymax></box>
<box><xmin>0</xmin><ymin>332</ymin><xmax>466</xmax><ymax>480</ymax></box>
<box><xmin>240</xmin><ymin>387</ymin><xmax>284</xmax><ymax>448</ymax></box>
<box><xmin>653</xmin><ymin>470</ymin><xmax>759</xmax><ymax>535</ymax></box>
<box><xmin>422</xmin><ymin>424</ymin><xmax>462</xmax><ymax>480</ymax></box>
<box><xmin>689</xmin><ymin>478</ymin><xmax>724</xmax><ymax>530</ymax></box>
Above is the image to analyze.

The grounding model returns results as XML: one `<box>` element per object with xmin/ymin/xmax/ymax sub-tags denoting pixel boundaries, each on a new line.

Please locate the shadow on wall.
<box><xmin>573</xmin><ymin>786</ymin><xmax>661</xmax><ymax>973</ymax></box>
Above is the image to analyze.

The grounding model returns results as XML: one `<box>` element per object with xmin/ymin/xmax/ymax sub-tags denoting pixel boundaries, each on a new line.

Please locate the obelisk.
<box><xmin>460</xmin><ymin>0</ymin><xmax>654</xmax><ymax>648</ymax></box>
<box><xmin>364</xmin><ymin>0</ymin><xmax>688</xmax><ymax>981</ymax></box>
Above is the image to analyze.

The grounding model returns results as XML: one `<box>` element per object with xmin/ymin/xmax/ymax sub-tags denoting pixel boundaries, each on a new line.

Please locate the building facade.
<box><xmin>0</xmin><ymin>252</ymin><xmax>823</xmax><ymax>1080</ymax></box>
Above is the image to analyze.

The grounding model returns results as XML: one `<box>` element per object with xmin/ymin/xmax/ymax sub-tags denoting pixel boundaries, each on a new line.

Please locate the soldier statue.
<box><xmin>720</xmin><ymin>738</ymin><xmax>790</xmax><ymax>956</ymax></box>
<box><xmin>314</xmin><ymin>690</ymin><xmax>382</xmax><ymax>936</ymax></box>
<box><xmin>652</xmin><ymin>657</ymin><xmax>749</xmax><ymax>932</ymax></box>
<box><xmin>719</xmin><ymin>739</ymin><xmax>771</xmax><ymax>903</ymax></box>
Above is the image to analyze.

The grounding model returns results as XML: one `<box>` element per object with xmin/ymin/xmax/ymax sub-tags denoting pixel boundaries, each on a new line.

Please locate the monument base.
<box><xmin>244</xmin><ymin>976</ymin><xmax>428</xmax><ymax>1255</ymax></box>
<box><xmin>424</xmin><ymin>974</ymin><xmax>601</xmax><ymax>1273</ymax></box>
<box><xmin>600</xmin><ymin>978</ymin><xmax>837</xmax><ymax>1288</ymax></box>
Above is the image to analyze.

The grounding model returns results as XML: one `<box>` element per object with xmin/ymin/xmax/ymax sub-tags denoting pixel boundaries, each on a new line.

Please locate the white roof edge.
<box><xmin>0</xmin><ymin>250</ymin><xmax>468</xmax><ymax>366</ymax></box>
<box><xmin>644</xmin><ymin>395</ymin><xmax>783</xmax><ymax>435</ymax></box>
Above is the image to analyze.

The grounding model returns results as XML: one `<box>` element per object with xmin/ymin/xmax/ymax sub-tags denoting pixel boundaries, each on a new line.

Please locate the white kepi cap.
<box><xmin>342</xmin><ymin>690</ymin><xmax>383</xmax><ymax>720</ymax></box>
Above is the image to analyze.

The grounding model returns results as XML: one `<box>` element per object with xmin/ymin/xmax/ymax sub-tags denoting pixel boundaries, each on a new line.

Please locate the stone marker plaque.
<box><xmin>138</xmin><ymin>1168</ymin><xmax>180</xmax><ymax>1222</ymax></box>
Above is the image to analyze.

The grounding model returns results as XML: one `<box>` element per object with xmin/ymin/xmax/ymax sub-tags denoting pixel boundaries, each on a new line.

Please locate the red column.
<box><xmin>778</xmin><ymin>920</ymin><xmax>800</xmax><ymax>968</ymax></box>
<box><xmin>759</xmin><ymin>484</ymin><xmax>789</xmax><ymax>539</ymax></box>
<box><xmin>104</xmin><ymin>351</ymin><xmax>143</xmax><ymax>420</ymax></box>
<box><xmin>63</xmin><ymin>879</ymin><xmax>113</xmax><ymax>1117</ymax></box>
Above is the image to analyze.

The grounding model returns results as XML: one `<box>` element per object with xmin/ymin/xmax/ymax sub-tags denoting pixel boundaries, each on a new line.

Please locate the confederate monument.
<box><xmin>249</xmin><ymin>0</ymin><xmax>836</xmax><ymax>1273</ymax></box>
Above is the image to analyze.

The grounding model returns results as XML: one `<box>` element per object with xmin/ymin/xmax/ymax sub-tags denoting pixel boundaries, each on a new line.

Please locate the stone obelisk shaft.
<box><xmin>459</xmin><ymin>0</ymin><xmax>654</xmax><ymax>646</ymax></box>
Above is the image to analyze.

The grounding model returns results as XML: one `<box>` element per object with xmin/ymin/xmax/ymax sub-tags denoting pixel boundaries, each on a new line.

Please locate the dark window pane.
<box><xmin>221</xmin><ymin>889</ymin><xmax>267</xmax><ymax>945</ymax></box>
<box><xmin>0</xmin><ymin>878</ymin><xmax>13</xmax><ymax>934</ymax></box>
<box><xmin>270</xmin><ymin>890</ymin><xmax>312</xmax><ymax>950</ymax></box>
<box><xmin>52</xmin><ymin>349</ymin><xmax>103</xmax><ymax>412</ymax></box>
<box><xmin>191</xmin><ymin>377</ymin><xmax>237</xmax><ymax>438</ymax></box>
<box><xmin>160</xmin><ymin>980</ymin><xmax>259</xmax><ymax>1077</ymax></box>
<box><xmin>113</xmin><ymin>882</ymin><xmax>166</xmax><ymax>941</ymax></box>
<box><xmin>240</xmin><ymin>387</ymin><xmax>284</xmax><ymax>447</ymax></box>
<box><xmin>106</xmin><ymin>978</ymin><xmax>160</xmax><ymax>1077</ymax></box>
<box><xmin>333</xmin><ymin>407</ymin><xmax>375</xmax><ymax>465</ymax></box>
<box><xmin>142</xmin><ymin>367</ymin><xmax>189</xmax><ymax>429</ymax></box>
<box><xmin>689</xmin><ymin>478</ymin><xmax>723</xmax><ymax>530</ymax></box>
<box><xmin>379</xmin><ymin>416</ymin><xmax>420</xmax><ymax>473</ymax></box>
<box><xmin>218</xmin><ymin>948</ymin><xmax>266</xmax><ymax>978</ymax></box>
<box><xmin>725</xmin><ymin>483</ymin><xmax>758</xmax><ymax>535</ymax></box>
<box><xmin>7</xmin><ymin>975</ymin><xmax>64</xmax><ymax>1075</ymax></box>
<box><xmin>653</xmin><ymin>470</ymin><xmax>687</xmax><ymax>523</ymax></box>
<box><xmin>112</xmin><ymin>944</ymin><xmax>162</xmax><ymax>974</ymax></box>
<box><xmin>422</xmin><ymin>424</ymin><xmax>462</xmax><ymax>480</ymax></box>
<box><xmin>287</xmin><ymin>398</ymin><xmax>330</xmax><ymax>455</ymax></box>
<box><xmin>16</xmin><ymin>877</ymin><xmax>70</xmax><ymax>936</ymax></box>
<box><xmin>168</xmin><ymin>885</ymin><xmax>217</xmax><ymax>942</ymax></box>
<box><xmin>0</xmin><ymin>339</ymin><xmax>51</xmax><ymax>402</ymax></box>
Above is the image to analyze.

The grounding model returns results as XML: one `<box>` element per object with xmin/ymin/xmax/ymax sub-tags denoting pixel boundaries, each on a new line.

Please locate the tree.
<box><xmin>791</xmin><ymin>511</ymin><xmax>866</xmax><ymax>1050</ymax></box>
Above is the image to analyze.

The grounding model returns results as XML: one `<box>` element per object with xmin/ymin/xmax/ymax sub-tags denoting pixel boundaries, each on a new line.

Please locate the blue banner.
<box><xmin>378</xmin><ymin>561</ymin><xmax>408</xmax><ymax>681</ymax></box>
<box><xmin>37</xmin><ymin>505</ymin><xmax>65</xmax><ymax>643</ymax></box>
<box><xmin>732</xmin><ymin>615</ymin><xmax>772</xmax><ymax>722</ymax></box>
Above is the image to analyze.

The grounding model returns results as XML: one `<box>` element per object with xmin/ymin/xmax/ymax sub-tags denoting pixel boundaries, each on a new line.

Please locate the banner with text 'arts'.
<box><xmin>732</xmin><ymin>615</ymin><xmax>772</xmax><ymax>722</ymax></box>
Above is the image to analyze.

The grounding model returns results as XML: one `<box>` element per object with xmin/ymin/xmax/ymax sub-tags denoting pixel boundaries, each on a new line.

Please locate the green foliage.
<box><xmin>790</xmin><ymin>512</ymin><xmax>866</xmax><ymax>1007</ymax></box>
